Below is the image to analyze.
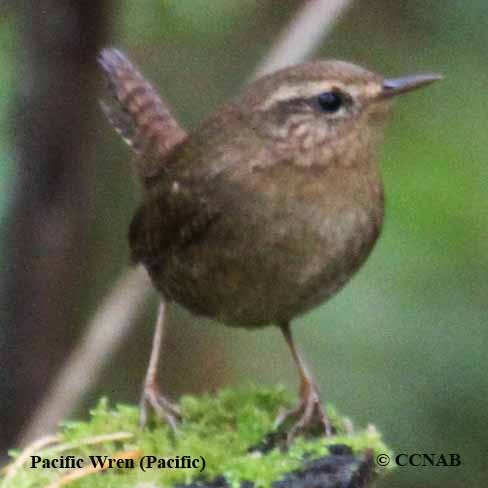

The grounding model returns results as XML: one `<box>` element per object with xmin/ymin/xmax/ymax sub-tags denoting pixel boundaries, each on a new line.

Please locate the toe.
<box><xmin>139</xmin><ymin>384</ymin><xmax>181</xmax><ymax>431</ymax></box>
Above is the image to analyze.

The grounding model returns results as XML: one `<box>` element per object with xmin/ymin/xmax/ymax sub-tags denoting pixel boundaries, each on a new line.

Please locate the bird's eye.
<box><xmin>317</xmin><ymin>91</ymin><xmax>343</xmax><ymax>113</ymax></box>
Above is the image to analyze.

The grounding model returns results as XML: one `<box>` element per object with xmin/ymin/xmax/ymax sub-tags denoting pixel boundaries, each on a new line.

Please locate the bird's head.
<box><xmin>239</xmin><ymin>61</ymin><xmax>441</xmax><ymax>161</ymax></box>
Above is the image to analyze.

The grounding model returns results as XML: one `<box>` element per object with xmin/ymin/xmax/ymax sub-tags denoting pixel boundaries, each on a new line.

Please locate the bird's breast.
<box><xmin>163</xmin><ymin>163</ymin><xmax>384</xmax><ymax>327</ymax></box>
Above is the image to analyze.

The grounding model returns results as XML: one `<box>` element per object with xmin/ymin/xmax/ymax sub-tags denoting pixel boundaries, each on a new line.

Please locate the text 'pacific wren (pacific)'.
<box><xmin>99</xmin><ymin>49</ymin><xmax>440</xmax><ymax>441</ymax></box>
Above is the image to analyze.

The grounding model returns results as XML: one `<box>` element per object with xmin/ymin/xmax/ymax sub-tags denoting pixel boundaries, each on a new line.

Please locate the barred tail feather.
<box><xmin>98</xmin><ymin>48</ymin><xmax>186</xmax><ymax>182</ymax></box>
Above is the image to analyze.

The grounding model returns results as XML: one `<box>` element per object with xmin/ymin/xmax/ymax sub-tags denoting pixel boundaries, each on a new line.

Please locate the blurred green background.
<box><xmin>1</xmin><ymin>1</ymin><xmax>487</xmax><ymax>487</ymax></box>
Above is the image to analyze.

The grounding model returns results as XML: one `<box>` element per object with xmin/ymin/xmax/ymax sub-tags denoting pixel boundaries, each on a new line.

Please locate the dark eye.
<box><xmin>317</xmin><ymin>91</ymin><xmax>343</xmax><ymax>112</ymax></box>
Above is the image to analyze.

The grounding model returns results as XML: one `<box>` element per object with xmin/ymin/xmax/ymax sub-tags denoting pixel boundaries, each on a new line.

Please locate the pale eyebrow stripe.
<box><xmin>259</xmin><ymin>81</ymin><xmax>381</xmax><ymax>110</ymax></box>
<box><xmin>259</xmin><ymin>82</ymin><xmax>333</xmax><ymax>110</ymax></box>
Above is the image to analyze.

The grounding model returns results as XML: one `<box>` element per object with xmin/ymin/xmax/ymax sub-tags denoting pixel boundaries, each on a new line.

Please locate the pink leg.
<box><xmin>139</xmin><ymin>300</ymin><xmax>180</xmax><ymax>430</ymax></box>
<box><xmin>275</xmin><ymin>322</ymin><xmax>332</xmax><ymax>443</ymax></box>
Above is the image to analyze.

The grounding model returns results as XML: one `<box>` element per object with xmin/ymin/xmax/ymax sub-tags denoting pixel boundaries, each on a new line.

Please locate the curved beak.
<box><xmin>380</xmin><ymin>73</ymin><xmax>442</xmax><ymax>99</ymax></box>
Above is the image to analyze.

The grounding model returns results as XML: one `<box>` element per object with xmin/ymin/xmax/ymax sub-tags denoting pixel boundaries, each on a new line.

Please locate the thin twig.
<box><xmin>42</xmin><ymin>432</ymin><xmax>135</xmax><ymax>457</ymax></box>
<box><xmin>1</xmin><ymin>432</ymin><xmax>135</xmax><ymax>486</ymax></box>
<box><xmin>45</xmin><ymin>449</ymin><xmax>142</xmax><ymax>488</ymax></box>
<box><xmin>2</xmin><ymin>434</ymin><xmax>60</xmax><ymax>484</ymax></box>
<box><xmin>20</xmin><ymin>0</ymin><xmax>355</xmax><ymax>446</ymax></box>
<box><xmin>252</xmin><ymin>0</ymin><xmax>354</xmax><ymax>79</ymax></box>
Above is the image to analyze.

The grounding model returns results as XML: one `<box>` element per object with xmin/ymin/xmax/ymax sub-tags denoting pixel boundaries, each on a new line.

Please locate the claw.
<box><xmin>138</xmin><ymin>301</ymin><xmax>181</xmax><ymax>431</ymax></box>
<box><xmin>275</xmin><ymin>381</ymin><xmax>332</xmax><ymax>444</ymax></box>
<box><xmin>139</xmin><ymin>381</ymin><xmax>181</xmax><ymax>431</ymax></box>
<box><xmin>277</xmin><ymin>321</ymin><xmax>333</xmax><ymax>444</ymax></box>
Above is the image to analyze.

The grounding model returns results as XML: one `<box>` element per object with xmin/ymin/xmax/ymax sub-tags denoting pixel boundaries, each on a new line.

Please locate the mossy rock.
<box><xmin>2</xmin><ymin>386</ymin><xmax>392</xmax><ymax>487</ymax></box>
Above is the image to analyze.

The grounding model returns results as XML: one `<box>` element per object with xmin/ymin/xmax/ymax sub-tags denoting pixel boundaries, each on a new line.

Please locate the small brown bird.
<box><xmin>99</xmin><ymin>49</ymin><xmax>440</xmax><ymax>441</ymax></box>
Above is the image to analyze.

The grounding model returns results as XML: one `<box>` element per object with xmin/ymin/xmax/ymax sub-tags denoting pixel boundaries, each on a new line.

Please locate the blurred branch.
<box><xmin>21</xmin><ymin>267</ymin><xmax>152</xmax><ymax>443</ymax></box>
<box><xmin>252</xmin><ymin>0</ymin><xmax>354</xmax><ymax>79</ymax></box>
<box><xmin>21</xmin><ymin>0</ymin><xmax>355</xmax><ymax>443</ymax></box>
<box><xmin>0</xmin><ymin>0</ymin><xmax>111</xmax><ymax>457</ymax></box>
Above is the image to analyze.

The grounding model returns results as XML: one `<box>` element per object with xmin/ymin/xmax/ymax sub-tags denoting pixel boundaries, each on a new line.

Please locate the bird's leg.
<box><xmin>139</xmin><ymin>300</ymin><xmax>181</xmax><ymax>430</ymax></box>
<box><xmin>275</xmin><ymin>321</ymin><xmax>332</xmax><ymax>443</ymax></box>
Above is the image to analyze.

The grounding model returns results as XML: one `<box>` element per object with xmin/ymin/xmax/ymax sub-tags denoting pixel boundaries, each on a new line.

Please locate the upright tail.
<box><xmin>98</xmin><ymin>48</ymin><xmax>186</xmax><ymax>184</ymax></box>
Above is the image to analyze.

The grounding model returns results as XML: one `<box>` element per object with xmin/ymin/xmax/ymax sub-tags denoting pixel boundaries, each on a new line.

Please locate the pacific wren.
<box><xmin>99</xmin><ymin>49</ymin><xmax>440</xmax><ymax>440</ymax></box>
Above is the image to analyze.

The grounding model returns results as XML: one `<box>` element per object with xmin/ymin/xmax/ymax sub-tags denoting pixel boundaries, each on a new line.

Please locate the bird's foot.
<box><xmin>139</xmin><ymin>381</ymin><xmax>181</xmax><ymax>431</ymax></box>
<box><xmin>274</xmin><ymin>382</ymin><xmax>332</xmax><ymax>444</ymax></box>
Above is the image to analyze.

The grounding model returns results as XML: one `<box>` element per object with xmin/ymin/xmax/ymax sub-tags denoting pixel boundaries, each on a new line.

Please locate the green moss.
<box><xmin>2</xmin><ymin>386</ymin><xmax>391</xmax><ymax>488</ymax></box>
